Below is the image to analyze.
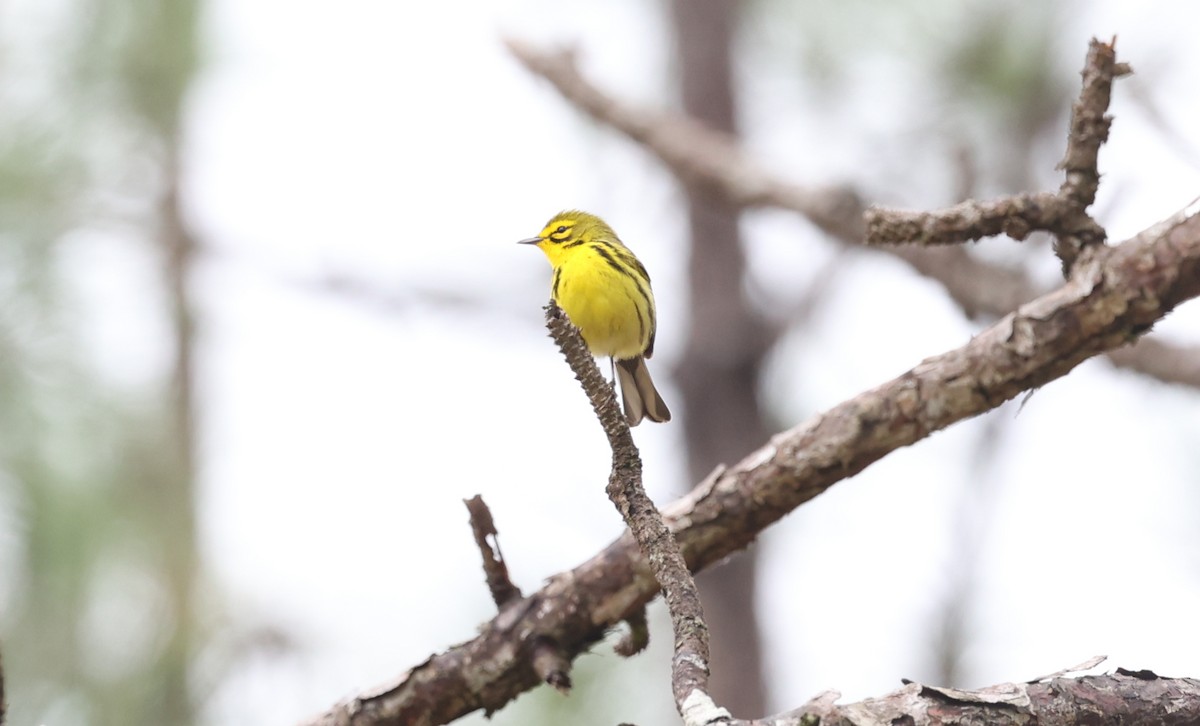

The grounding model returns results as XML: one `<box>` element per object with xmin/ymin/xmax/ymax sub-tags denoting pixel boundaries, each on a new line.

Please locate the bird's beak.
<box><xmin>517</xmin><ymin>236</ymin><xmax>542</xmax><ymax>245</ymax></box>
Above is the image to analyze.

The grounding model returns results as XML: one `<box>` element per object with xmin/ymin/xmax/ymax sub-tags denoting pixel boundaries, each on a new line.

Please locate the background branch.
<box><xmin>1104</xmin><ymin>336</ymin><xmax>1200</xmax><ymax>386</ymax></box>
<box><xmin>506</xmin><ymin>37</ymin><xmax>1200</xmax><ymax>390</ymax></box>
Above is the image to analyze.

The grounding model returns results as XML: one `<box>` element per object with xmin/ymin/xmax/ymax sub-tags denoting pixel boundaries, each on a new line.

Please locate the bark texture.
<box><xmin>795</xmin><ymin>669</ymin><xmax>1200</xmax><ymax>725</ymax></box>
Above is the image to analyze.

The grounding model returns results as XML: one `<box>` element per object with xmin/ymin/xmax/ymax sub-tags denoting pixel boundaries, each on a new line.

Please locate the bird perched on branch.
<box><xmin>520</xmin><ymin>210</ymin><xmax>671</xmax><ymax>426</ymax></box>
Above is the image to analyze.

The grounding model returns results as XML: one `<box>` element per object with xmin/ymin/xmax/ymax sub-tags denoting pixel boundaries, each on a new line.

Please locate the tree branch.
<box><xmin>505</xmin><ymin>37</ymin><xmax>1200</xmax><ymax>390</ymax></box>
<box><xmin>464</xmin><ymin>495</ymin><xmax>521</xmax><ymax>609</ymax></box>
<box><xmin>866</xmin><ymin>191</ymin><xmax>1064</xmax><ymax>247</ymax></box>
<box><xmin>791</xmin><ymin>668</ymin><xmax>1200</xmax><ymax>725</ymax></box>
<box><xmin>543</xmin><ymin>303</ymin><xmax>719</xmax><ymax>724</ymax></box>
<box><xmin>866</xmin><ymin>38</ymin><xmax>1129</xmax><ymax>270</ymax></box>
<box><xmin>504</xmin><ymin>39</ymin><xmax>867</xmax><ymax>244</ymax></box>
<box><xmin>304</xmin><ymin>196</ymin><xmax>1200</xmax><ymax>726</ymax></box>
<box><xmin>1104</xmin><ymin>335</ymin><xmax>1200</xmax><ymax>387</ymax></box>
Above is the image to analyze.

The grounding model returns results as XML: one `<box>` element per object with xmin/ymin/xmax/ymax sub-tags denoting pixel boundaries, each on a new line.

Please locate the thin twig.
<box><xmin>1053</xmin><ymin>37</ymin><xmax>1130</xmax><ymax>268</ymax></box>
<box><xmin>614</xmin><ymin>609</ymin><xmax>650</xmax><ymax>657</ymax></box>
<box><xmin>543</xmin><ymin>302</ymin><xmax>721</xmax><ymax>723</ymax></box>
<box><xmin>464</xmin><ymin>497</ymin><xmax>576</xmax><ymax>691</ymax></box>
<box><xmin>530</xmin><ymin>638</ymin><xmax>572</xmax><ymax>693</ymax></box>
<box><xmin>464</xmin><ymin>495</ymin><xmax>522</xmax><ymax>608</ymax></box>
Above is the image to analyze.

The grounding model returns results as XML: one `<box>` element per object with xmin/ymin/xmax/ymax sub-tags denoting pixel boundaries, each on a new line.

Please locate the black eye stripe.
<box><xmin>548</xmin><ymin>224</ymin><xmax>573</xmax><ymax>244</ymax></box>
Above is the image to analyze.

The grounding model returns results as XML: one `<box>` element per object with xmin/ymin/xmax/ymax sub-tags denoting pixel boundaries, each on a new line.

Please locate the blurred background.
<box><xmin>2</xmin><ymin>0</ymin><xmax>1199</xmax><ymax>724</ymax></box>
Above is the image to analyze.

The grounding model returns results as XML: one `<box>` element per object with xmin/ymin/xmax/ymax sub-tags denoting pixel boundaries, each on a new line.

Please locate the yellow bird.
<box><xmin>520</xmin><ymin>210</ymin><xmax>671</xmax><ymax>426</ymax></box>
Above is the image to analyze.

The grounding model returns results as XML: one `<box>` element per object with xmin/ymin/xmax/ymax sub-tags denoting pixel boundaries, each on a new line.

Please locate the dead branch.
<box><xmin>783</xmin><ymin>667</ymin><xmax>1200</xmax><ymax>726</ymax></box>
<box><xmin>1104</xmin><ymin>335</ymin><xmax>1200</xmax><ymax>386</ymax></box>
<box><xmin>543</xmin><ymin>303</ymin><xmax>719</xmax><ymax>723</ymax></box>
<box><xmin>866</xmin><ymin>191</ymin><xmax>1064</xmax><ymax>247</ymax></box>
<box><xmin>464</xmin><ymin>496</ymin><xmax>521</xmax><ymax>608</ymax></box>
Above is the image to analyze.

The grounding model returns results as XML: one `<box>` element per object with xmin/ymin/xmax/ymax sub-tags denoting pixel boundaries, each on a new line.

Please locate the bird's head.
<box><xmin>518</xmin><ymin>210</ymin><xmax>614</xmax><ymax>266</ymax></box>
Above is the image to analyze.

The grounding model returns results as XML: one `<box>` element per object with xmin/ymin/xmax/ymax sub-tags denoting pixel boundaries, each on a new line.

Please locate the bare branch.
<box><xmin>543</xmin><ymin>303</ymin><xmax>719</xmax><ymax>723</ymax></box>
<box><xmin>530</xmin><ymin>638</ymin><xmax>571</xmax><ymax>693</ymax></box>
<box><xmin>1103</xmin><ymin>335</ymin><xmax>1200</xmax><ymax>387</ymax></box>
<box><xmin>504</xmin><ymin>38</ymin><xmax>867</xmax><ymax>244</ymax></box>
<box><xmin>1053</xmin><ymin>37</ymin><xmax>1130</xmax><ymax>268</ymax></box>
<box><xmin>1059</xmin><ymin>40</ymin><xmax>1129</xmax><ymax>212</ymax></box>
<box><xmin>464</xmin><ymin>496</ymin><xmax>521</xmax><ymax>608</ymax></box>
<box><xmin>465</xmin><ymin>497</ymin><xmax>571</xmax><ymax>689</ymax></box>
<box><xmin>786</xmin><ymin>669</ymin><xmax>1200</xmax><ymax>726</ymax></box>
<box><xmin>866</xmin><ymin>38</ymin><xmax>1127</xmax><ymax>261</ymax></box>
<box><xmin>866</xmin><ymin>192</ymin><xmax>1062</xmax><ymax>247</ymax></box>
<box><xmin>303</xmin><ymin>198</ymin><xmax>1200</xmax><ymax>726</ymax></box>
<box><xmin>613</xmin><ymin>609</ymin><xmax>650</xmax><ymax>658</ymax></box>
<box><xmin>887</xmin><ymin>245</ymin><xmax>1042</xmax><ymax>320</ymax></box>
<box><xmin>505</xmin><ymin>37</ymin><xmax>1199</xmax><ymax>390</ymax></box>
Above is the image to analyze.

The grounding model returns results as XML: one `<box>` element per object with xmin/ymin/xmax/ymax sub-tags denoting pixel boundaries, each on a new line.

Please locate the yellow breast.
<box><xmin>553</xmin><ymin>254</ymin><xmax>651</xmax><ymax>360</ymax></box>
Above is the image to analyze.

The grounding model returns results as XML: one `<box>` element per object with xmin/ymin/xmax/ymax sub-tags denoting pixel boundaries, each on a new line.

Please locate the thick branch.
<box><xmin>789</xmin><ymin>669</ymin><xmax>1200</xmax><ymax>725</ymax></box>
<box><xmin>543</xmin><ymin>303</ymin><xmax>717</xmax><ymax>722</ymax></box>
<box><xmin>506</xmin><ymin>38</ymin><xmax>1200</xmax><ymax>389</ymax></box>
<box><xmin>305</xmin><ymin>198</ymin><xmax>1200</xmax><ymax>726</ymax></box>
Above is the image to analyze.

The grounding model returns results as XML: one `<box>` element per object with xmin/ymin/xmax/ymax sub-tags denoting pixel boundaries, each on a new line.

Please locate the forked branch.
<box><xmin>866</xmin><ymin>38</ymin><xmax>1130</xmax><ymax>270</ymax></box>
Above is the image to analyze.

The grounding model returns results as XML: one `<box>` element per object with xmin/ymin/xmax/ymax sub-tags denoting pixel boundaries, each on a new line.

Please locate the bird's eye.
<box><xmin>556</xmin><ymin>226</ymin><xmax>568</xmax><ymax>234</ymax></box>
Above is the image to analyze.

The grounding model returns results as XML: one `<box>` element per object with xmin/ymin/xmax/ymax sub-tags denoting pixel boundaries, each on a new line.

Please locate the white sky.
<box><xmin>58</xmin><ymin>0</ymin><xmax>1200</xmax><ymax>723</ymax></box>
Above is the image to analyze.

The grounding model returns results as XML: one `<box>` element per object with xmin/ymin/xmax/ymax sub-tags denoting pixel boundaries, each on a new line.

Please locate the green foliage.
<box><xmin>0</xmin><ymin>0</ymin><xmax>205</xmax><ymax>723</ymax></box>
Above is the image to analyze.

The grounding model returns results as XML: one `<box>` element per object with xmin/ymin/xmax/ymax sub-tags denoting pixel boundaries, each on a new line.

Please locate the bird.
<box><xmin>520</xmin><ymin>210</ymin><xmax>671</xmax><ymax>425</ymax></box>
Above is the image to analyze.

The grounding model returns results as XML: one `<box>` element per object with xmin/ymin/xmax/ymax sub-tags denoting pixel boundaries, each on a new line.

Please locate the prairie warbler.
<box><xmin>520</xmin><ymin>210</ymin><xmax>671</xmax><ymax>426</ymax></box>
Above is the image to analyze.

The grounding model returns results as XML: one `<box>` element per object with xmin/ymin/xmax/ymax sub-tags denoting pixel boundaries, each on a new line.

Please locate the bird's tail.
<box><xmin>616</xmin><ymin>356</ymin><xmax>671</xmax><ymax>426</ymax></box>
